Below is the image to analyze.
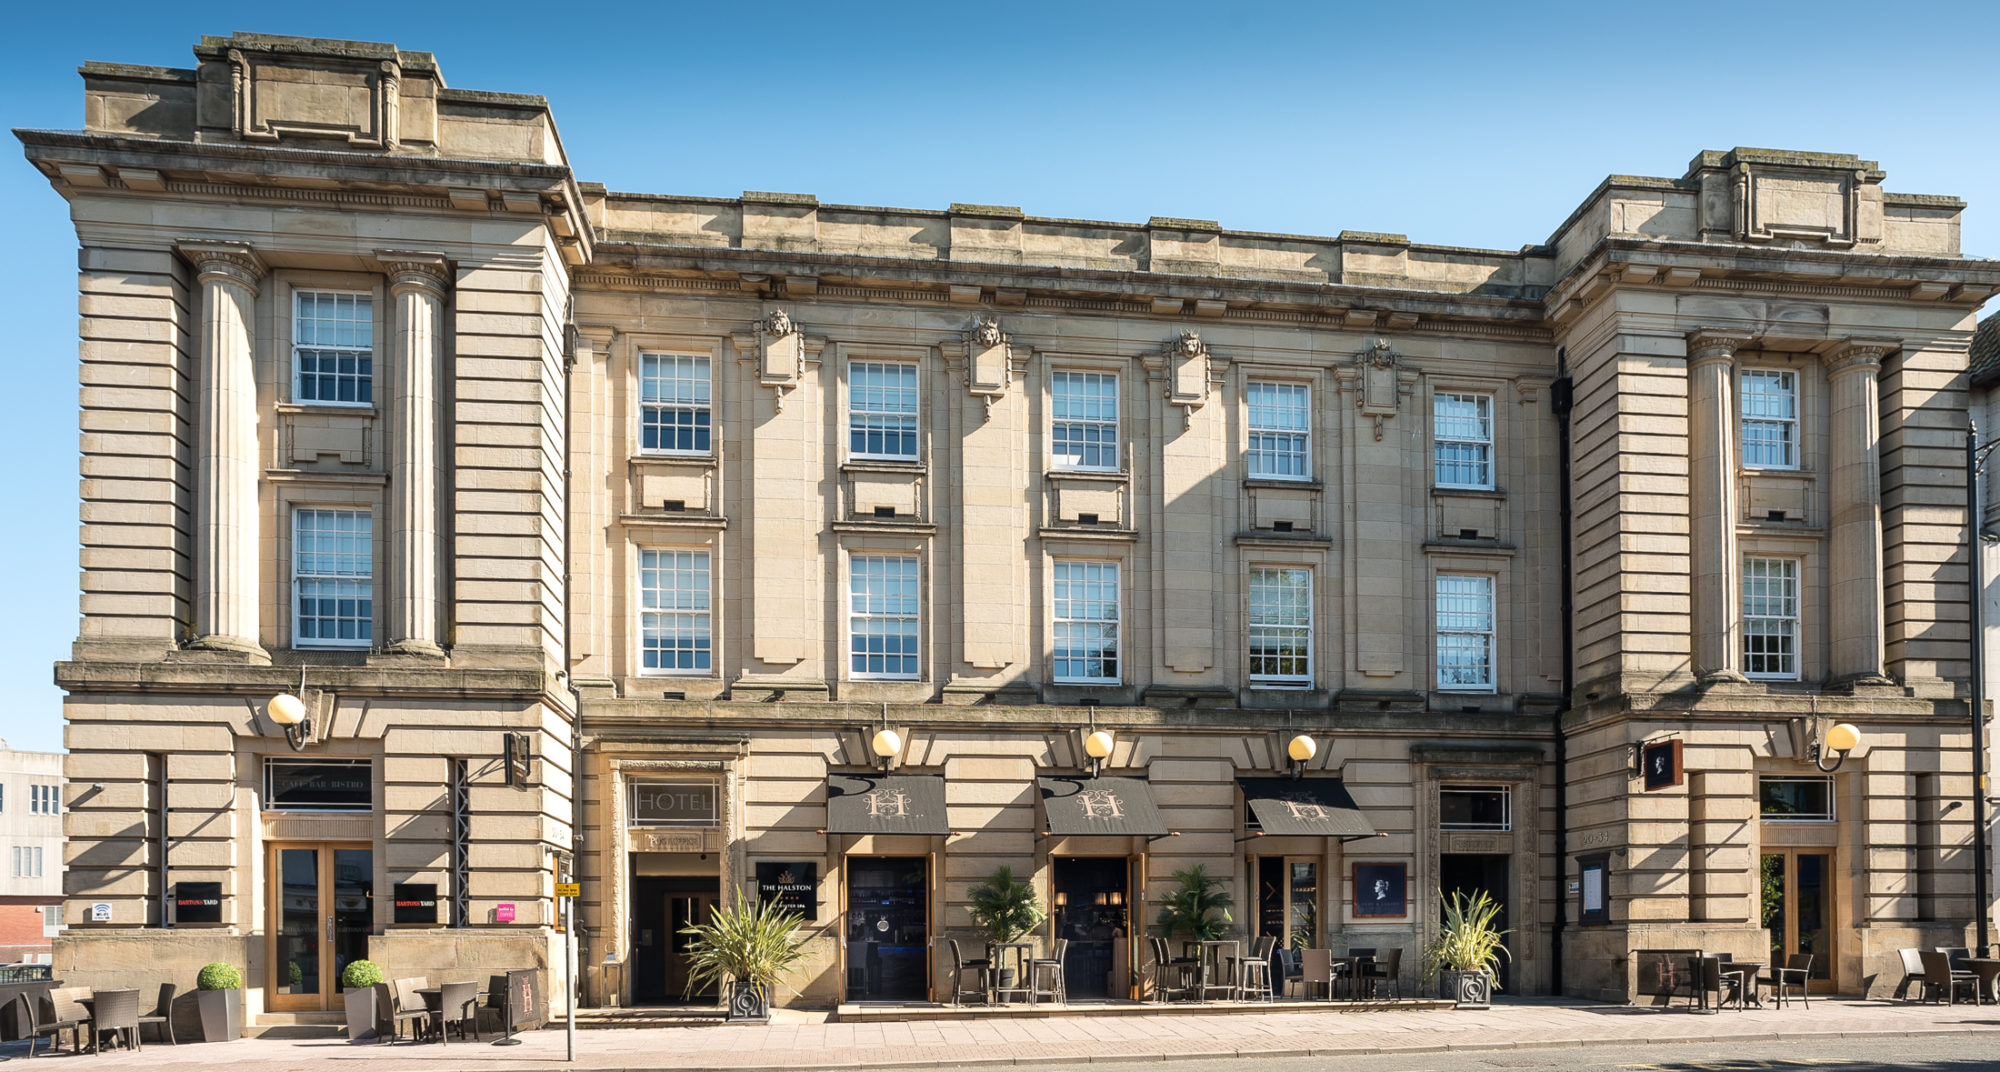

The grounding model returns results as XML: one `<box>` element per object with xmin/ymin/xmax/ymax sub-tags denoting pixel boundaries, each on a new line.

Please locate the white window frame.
<box><xmin>1050</xmin><ymin>371</ymin><xmax>1120</xmax><ymax>472</ymax></box>
<box><xmin>29</xmin><ymin>785</ymin><xmax>58</xmax><ymax>816</ymax></box>
<box><xmin>1246</xmin><ymin>382</ymin><xmax>1311</xmax><ymax>481</ymax></box>
<box><xmin>848</xmin><ymin>361</ymin><xmax>921</xmax><ymax>461</ymax></box>
<box><xmin>291</xmin><ymin>289</ymin><xmax>375</xmax><ymax>408</ymax></box>
<box><xmin>11</xmin><ymin>846</ymin><xmax>43</xmax><ymax>879</ymax></box>
<box><xmin>1247</xmin><ymin>567</ymin><xmax>1313</xmax><ymax>688</ymax></box>
<box><xmin>638</xmin><ymin>548</ymin><xmax>713</xmax><ymax>676</ymax></box>
<box><xmin>1758</xmin><ymin>775</ymin><xmax>1835</xmax><ymax>822</ymax></box>
<box><xmin>849</xmin><ymin>553</ymin><xmax>921</xmax><ymax>680</ymax></box>
<box><xmin>1436</xmin><ymin>573</ymin><xmax>1497</xmax><ymax>692</ymax></box>
<box><xmin>1439</xmin><ymin>784</ymin><xmax>1513</xmax><ymax>831</ymax></box>
<box><xmin>1433</xmin><ymin>392</ymin><xmax>1495</xmax><ymax>489</ymax></box>
<box><xmin>1052</xmin><ymin>559</ymin><xmax>1121</xmax><ymax>684</ymax></box>
<box><xmin>292</xmin><ymin>508</ymin><xmax>374</xmax><ymax>649</ymax></box>
<box><xmin>1742</xmin><ymin>556</ymin><xmax>1800</xmax><ymax>680</ymax></box>
<box><xmin>639</xmin><ymin>353</ymin><xmax>713</xmax><ymax>456</ymax></box>
<box><xmin>1740</xmin><ymin>369</ymin><xmax>1799</xmax><ymax>470</ymax></box>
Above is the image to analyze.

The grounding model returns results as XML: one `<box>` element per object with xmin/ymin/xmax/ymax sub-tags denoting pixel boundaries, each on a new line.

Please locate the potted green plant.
<box><xmin>195</xmin><ymin>962</ymin><xmax>243</xmax><ymax>1042</ymax></box>
<box><xmin>679</xmin><ymin>891</ymin><xmax>808</xmax><ymax>1022</ymax></box>
<box><xmin>1156</xmin><ymin>864</ymin><xmax>1234</xmax><ymax>944</ymax></box>
<box><xmin>966</xmin><ymin>866</ymin><xmax>1048</xmax><ymax>989</ymax></box>
<box><xmin>339</xmin><ymin>959</ymin><xmax>385</xmax><ymax>1040</ymax></box>
<box><xmin>1420</xmin><ymin>889</ymin><xmax>1511</xmax><ymax>1009</ymax></box>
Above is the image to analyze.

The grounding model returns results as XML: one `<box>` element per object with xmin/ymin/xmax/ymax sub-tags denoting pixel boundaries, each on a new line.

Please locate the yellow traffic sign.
<box><xmin>556</xmin><ymin>883</ymin><xmax>580</xmax><ymax>898</ymax></box>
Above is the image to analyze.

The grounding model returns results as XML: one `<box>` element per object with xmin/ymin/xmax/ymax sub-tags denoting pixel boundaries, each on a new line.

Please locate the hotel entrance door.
<box><xmin>266</xmin><ymin>844</ymin><xmax>373</xmax><ymax>1012</ymax></box>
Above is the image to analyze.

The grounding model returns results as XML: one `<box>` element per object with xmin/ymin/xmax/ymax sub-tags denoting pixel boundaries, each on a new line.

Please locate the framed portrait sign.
<box><xmin>1352</xmin><ymin>862</ymin><xmax>1408</xmax><ymax>918</ymax></box>
<box><xmin>1641</xmin><ymin>739</ymin><xmax>1683</xmax><ymax>791</ymax></box>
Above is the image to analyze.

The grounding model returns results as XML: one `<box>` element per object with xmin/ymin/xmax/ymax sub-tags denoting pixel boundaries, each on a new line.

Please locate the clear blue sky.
<box><xmin>3</xmin><ymin>1</ymin><xmax>1996</xmax><ymax>753</ymax></box>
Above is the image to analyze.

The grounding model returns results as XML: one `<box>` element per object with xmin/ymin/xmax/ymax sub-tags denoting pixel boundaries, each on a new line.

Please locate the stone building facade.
<box><xmin>19</xmin><ymin>33</ymin><xmax>2000</xmax><ymax>1017</ymax></box>
<box><xmin>0</xmin><ymin>741</ymin><xmax>64</xmax><ymax>965</ymax></box>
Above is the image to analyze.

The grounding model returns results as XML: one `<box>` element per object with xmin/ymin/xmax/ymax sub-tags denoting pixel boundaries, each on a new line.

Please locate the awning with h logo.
<box><xmin>825</xmin><ymin>772</ymin><xmax>950</xmax><ymax>836</ymax></box>
<box><xmin>1038</xmin><ymin>776</ymin><xmax>1170</xmax><ymax>838</ymax></box>
<box><xmin>1238</xmin><ymin>777</ymin><xmax>1378</xmax><ymax>840</ymax></box>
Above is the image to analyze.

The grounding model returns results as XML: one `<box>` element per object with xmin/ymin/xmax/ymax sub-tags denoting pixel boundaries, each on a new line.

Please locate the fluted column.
<box><xmin>1689</xmin><ymin>331</ymin><xmax>1748</xmax><ymax>684</ymax></box>
<box><xmin>381</xmin><ymin>252</ymin><xmax>450</xmax><ymax>656</ymax></box>
<box><xmin>1827</xmin><ymin>339</ymin><xmax>1895</xmax><ymax>684</ymax></box>
<box><xmin>181</xmin><ymin>242</ymin><xmax>267</xmax><ymax>658</ymax></box>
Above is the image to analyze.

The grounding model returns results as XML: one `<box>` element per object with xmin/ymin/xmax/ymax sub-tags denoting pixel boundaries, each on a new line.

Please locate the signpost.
<box><xmin>560</xmin><ymin>877</ymin><xmax>577</xmax><ymax>1063</ymax></box>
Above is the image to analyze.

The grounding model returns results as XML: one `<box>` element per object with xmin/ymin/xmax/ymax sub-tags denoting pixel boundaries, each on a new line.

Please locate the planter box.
<box><xmin>1439</xmin><ymin>969</ymin><xmax>1492</xmax><ymax>1009</ymax></box>
<box><xmin>343</xmin><ymin>987</ymin><xmax>378</xmax><ymax>1041</ymax></box>
<box><xmin>724</xmin><ymin>980</ymin><xmax>769</xmax><ymax>1023</ymax></box>
<box><xmin>196</xmin><ymin>988</ymin><xmax>241</xmax><ymax>1042</ymax></box>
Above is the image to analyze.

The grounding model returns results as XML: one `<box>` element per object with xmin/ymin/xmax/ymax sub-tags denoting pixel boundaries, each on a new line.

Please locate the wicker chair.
<box><xmin>435</xmin><ymin>980</ymin><xmax>480</xmax><ymax>1043</ymax></box>
<box><xmin>1148</xmin><ymin>937</ymin><xmax>1197</xmax><ymax>1003</ymax></box>
<box><xmin>91</xmin><ymin>988</ymin><xmax>141</xmax><ymax>1052</ymax></box>
<box><xmin>1300</xmin><ymin>949</ymin><xmax>1334</xmax><ymax>1000</ymax></box>
<box><xmin>138</xmin><ymin>982</ymin><xmax>177</xmax><ymax>1046</ymax></box>
<box><xmin>1920</xmin><ymin>949</ymin><xmax>1979</xmax><ymax>1005</ymax></box>
<box><xmin>34</xmin><ymin>987</ymin><xmax>91</xmax><ymax>1055</ymax></box>
<box><xmin>1029</xmin><ymin>938</ymin><xmax>1069</xmax><ymax>1005</ymax></box>
<box><xmin>1693</xmin><ymin>956</ymin><xmax>1743</xmax><ymax>1012</ymax></box>
<box><xmin>947</xmin><ymin>940</ymin><xmax>989</xmax><ymax>1006</ymax></box>
<box><xmin>1760</xmin><ymin>954</ymin><xmax>1812</xmax><ymax>1008</ymax></box>
<box><xmin>1235</xmin><ymin>936</ymin><xmax>1277</xmax><ymax>1001</ymax></box>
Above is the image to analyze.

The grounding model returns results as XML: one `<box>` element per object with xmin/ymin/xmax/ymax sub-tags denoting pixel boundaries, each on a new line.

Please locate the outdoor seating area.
<box><xmin>8</xmin><ymin>983</ymin><xmax>176</xmax><ymax>1057</ymax></box>
<box><xmin>943</xmin><ymin>938</ymin><xmax>1416</xmax><ymax>1010</ymax></box>
<box><xmin>370</xmin><ymin>974</ymin><xmax>519</xmax><ymax>1044</ymax></box>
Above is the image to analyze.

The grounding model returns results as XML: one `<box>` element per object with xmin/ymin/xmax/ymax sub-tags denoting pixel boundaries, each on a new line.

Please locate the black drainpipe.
<box><xmin>1551</xmin><ymin>349</ymin><xmax>1575</xmax><ymax>997</ymax></box>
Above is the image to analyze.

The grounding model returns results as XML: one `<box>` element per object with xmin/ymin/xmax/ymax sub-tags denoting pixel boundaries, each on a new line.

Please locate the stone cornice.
<box><xmin>53</xmin><ymin>660</ymin><xmax>559</xmax><ymax>701</ymax></box>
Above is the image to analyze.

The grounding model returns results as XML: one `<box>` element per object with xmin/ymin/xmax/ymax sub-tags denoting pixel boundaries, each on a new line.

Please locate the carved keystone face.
<box><xmin>973</xmin><ymin>317</ymin><xmax>1002</xmax><ymax>348</ymax></box>
<box><xmin>1176</xmin><ymin>329</ymin><xmax>1203</xmax><ymax>356</ymax></box>
<box><xmin>765</xmin><ymin>309</ymin><xmax>794</xmax><ymax>337</ymax></box>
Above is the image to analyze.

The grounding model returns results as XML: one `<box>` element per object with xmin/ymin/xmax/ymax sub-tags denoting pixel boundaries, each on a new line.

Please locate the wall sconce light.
<box><xmin>1809</xmin><ymin>721</ymin><xmax>1862</xmax><ymax>773</ymax></box>
<box><xmin>1083</xmin><ymin>729</ymin><xmax>1115</xmax><ymax>778</ymax></box>
<box><xmin>1107</xmin><ymin>890</ymin><xmax>1123</xmax><ymax>906</ymax></box>
<box><xmin>1054</xmin><ymin>891</ymin><xmax>1068</xmax><ymax>907</ymax></box>
<box><xmin>870</xmin><ymin>728</ymin><xmax>902</xmax><ymax>770</ymax></box>
<box><xmin>266</xmin><ymin>679</ymin><xmax>312</xmax><ymax>751</ymax></box>
<box><xmin>1286</xmin><ymin>734</ymin><xmax>1317</xmax><ymax>779</ymax></box>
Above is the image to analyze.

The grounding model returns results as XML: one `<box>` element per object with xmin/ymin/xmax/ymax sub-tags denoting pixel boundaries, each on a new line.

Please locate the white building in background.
<box><xmin>0</xmin><ymin>740</ymin><xmax>64</xmax><ymax>964</ymax></box>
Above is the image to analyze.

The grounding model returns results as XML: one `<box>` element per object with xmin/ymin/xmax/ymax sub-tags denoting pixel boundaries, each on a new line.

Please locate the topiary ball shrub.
<box><xmin>197</xmin><ymin>962</ymin><xmax>243</xmax><ymax>991</ymax></box>
<box><xmin>340</xmin><ymin>959</ymin><xmax>385</xmax><ymax>990</ymax></box>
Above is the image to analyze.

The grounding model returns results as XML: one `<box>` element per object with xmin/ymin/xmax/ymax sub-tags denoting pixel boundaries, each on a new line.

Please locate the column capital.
<box><xmin>177</xmin><ymin>240</ymin><xmax>265</xmax><ymax>294</ymax></box>
<box><xmin>1686</xmin><ymin>329</ymin><xmax>1751</xmax><ymax>366</ymax></box>
<box><xmin>377</xmin><ymin>250</ymin><xmax>451</xmax><ymax>297</ymax></box>
<box><xmin>1825</xmin><ymin>337</ymin><xmax>1899</xmax><ymax>379</ymax></box>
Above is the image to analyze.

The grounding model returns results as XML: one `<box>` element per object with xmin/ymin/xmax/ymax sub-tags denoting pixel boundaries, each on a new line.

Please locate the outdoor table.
<box><xmin>986</xmin><ymin>942</ymin><xmax>1035</xmax><ymax>1005</ymax></box>
<box><xmin>1963</xmin><ymin>957</ymin><xmax>2000</xmax><ymax>1003</ymax></box>
<box><xmin>1195</xmin><ymin>940</ymin><xmax>1239</xmax><ymax>1002</ymax></box>
<box><xmin>1332</xmin><ymin>956</ymin><xmax>1369</xmax><ymax>1000</ymax></box>
<box><xmin>74</xmin><ymin>994</ymin><xmax>101</xmax><ymax>1054</ymax></box>
<box><xmin>414</xmin><ymin>987</ymin><xmax>443</xmax><ymax>1041</ymax></box>
<box><xmin>1722</xmin><ymin>961</ymin><xmax>1765</xmax><ymax>1008</ymax></box>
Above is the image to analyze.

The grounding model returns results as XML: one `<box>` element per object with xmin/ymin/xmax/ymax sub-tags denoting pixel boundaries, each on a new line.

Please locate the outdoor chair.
<box><xmin>1030</xmin><ymin>939</ymin><xmax>1069</xmax><ymax>1005</ymax></box>
<box><xmin>1693</xmin><ymin>956</ymin><xmax>1742</xmax><ymax>1013</ymax></box>
<box><xmin>1342</xmin><ymin>948</ymin><xmax>1376</xmax><ymax>1000</ymax></box>
<box><xmin>377</xmin><ymin>978</ymin><xmax>430</xmax><ymax>1042</ymax></box>
<box><xmin>1896</xmin><ymin>948</ymin><xmax>1927</xmax><ymax>1001</ymax></box>
<box><xmin>1148</xmin><ymin>937</ymin><xmax>1197</xmax><ymax>1003</ymax></box>
<box><xmin>1760</xmin><ymin>954</ymin><xmax>1811</xmax><ymax>1008</ymax></box>
<box><xmin>435</xmin><ymin>980</ymin><xmax>480</xmax><ymax>1043</ymax></box>
<box><xmin>947</xmin><ymin>940</ymin><xmax>990</xmax><ymax>1006</ymax></box>
<box><xmin>1300</xmin><ymin>949</ymin><xmax>1334</xmax><ymax>1000</ymax></box>
<box><xmin>1919</xmin><ymin>949</ymin><xmax>1979</xmax><ymax>1005</ymax></box>
<box><xmin>1235</xmin><ymin>936</ymin><xmax>1276</xmax><ymax>1001</ymax></box>
<box><xmin>1939</xmin><ymin>946</ymin><xmax>1974</xmax><ymax>971</ymax></box>
<box><xmin>91</xmin><ymin>988</ymin><xmax>140</xmax><ymax>1052</ymax></box>
<box><xmin>1359</xmin><ymin>948</ymin><xmax>1402</xmax><ymax>1001</ymax></box>
<box><xmin>34</xmin><ymin>987</ymin><xmax>91</xmax><ymax>1055</ymax></box>
<box><xmin>1273</xmin><ymin>948</ymin><xmax>1300</xmax><ymax>995</ymax></box>
<box><xmin>480</xmin><ymin>975</ymin><xmax>512</xmax><ymax>1036</ymax></box>
<box><xmin>138</xmin><ymin>982</ymin><xmax>177</xmax><ymax>1045</ymax></box>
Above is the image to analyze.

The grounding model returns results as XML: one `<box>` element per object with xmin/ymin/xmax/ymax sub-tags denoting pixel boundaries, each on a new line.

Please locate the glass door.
<box><xmin>844</xmin><ymin>856</ymin><xmax>929</xmax><ymax>1002</ymax></box>
<box><xmin>1760</xmin><ymin>850</ymin><xmax>1835</xmax><ymax>992</ymax></box>
<box><xmin>665</xmin><ymin>891</ymin><xmax>719</xmax><ymax>1001</ymax></box>
<box><xmin>1255</xmin><ymin>856</ymin><xmax>1320</xmax><ymax>952</ymax></box>
<box><xmin>268</xmin><ymin>843</ymin><xmax>373</xmax><ymax>1011</ymax></box>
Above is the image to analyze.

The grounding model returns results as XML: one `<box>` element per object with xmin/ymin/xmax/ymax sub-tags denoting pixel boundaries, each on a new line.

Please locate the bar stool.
<box><xmin>1030</xmin><ymin>939</ymin><xmax>1069</xmax><ymax>1005</ymax></box>
<box><xmin>1237</xmin><ymin>936</ymin><xmax>1276</xmax><ymax>1001</ymax></box>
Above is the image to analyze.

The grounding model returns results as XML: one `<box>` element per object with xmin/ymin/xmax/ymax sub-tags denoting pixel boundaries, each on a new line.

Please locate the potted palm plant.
<box><xmin>1156</xmin><ymin>864</ymin><xmax>1234</xmax><ymax>943</ymax></box>
<box><xmin>679</xmin><ymin>891</ymin><xmax>809</xmax><ymax>1022</ymax></box>
<box><xmin>1420</xmin><ymin>889</ymin><xmax>1511</xmax><ymax>1009</ymax></box>
<box><xmin>339</xmin><ymin>959</ymin><xmax>385</xmax><ymax>1040</ymax></box>
<box><xmin>194</xmin><ymin>962</ymin><xmax>243</xmax><ymax>1042</ymax></box>
<box><xmin>966</xmin><ymin>866</ymin><xmax>1047</xmax><ymax>989</ymax></box>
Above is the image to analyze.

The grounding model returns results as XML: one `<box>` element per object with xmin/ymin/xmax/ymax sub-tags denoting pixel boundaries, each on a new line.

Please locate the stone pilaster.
<box><xmin>1826</xmin><ymin>339</ymin><xmax>1896</xmax><ymax>685</ymax></box>
<box><xmin>180</xmin><ymin>241</ymin><xmax>267</xmax><ymax>659</ymax></box>
<box><xmin>1688</xmin><ymin>331</ymin><xmax>1747</xmax><ymax>684</ymax></box>
<box><xmin>382</xmin><ymin>252</ymin><xmax>450</xmax><ymax>656</ymax></box>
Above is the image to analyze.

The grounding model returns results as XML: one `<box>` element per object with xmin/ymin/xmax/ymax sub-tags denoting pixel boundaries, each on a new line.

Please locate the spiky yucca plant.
<box><xmin>678</xmin><ymin>891</ymin><xmax>809</xmax><ymax>999</ymax></box>
<box><xmin>967</xmin><ymin>865</ymin><xmax>1047</xmax><ymax>944</ymax></box>
<box><xmin>1420</xmin><ymin>889</ymin><xmax>1512</xmax><ymax>989</ymax></box>
<box><xmin>1156</xmin><ymin>864</ymin><xmax>1234</xmax><ymax>942</ymax></box>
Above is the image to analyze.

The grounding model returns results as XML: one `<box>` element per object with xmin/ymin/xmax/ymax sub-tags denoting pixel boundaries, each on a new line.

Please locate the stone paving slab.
<box><xmin>5</xmin><ymin>998</ymin><xmax>2000</xmax><ymax>1070</ymax></box>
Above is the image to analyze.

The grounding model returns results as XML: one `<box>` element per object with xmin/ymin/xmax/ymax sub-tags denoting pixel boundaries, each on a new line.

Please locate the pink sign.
<box><xmin>496</xmin><ymin>903</ymin><xmax>516</xmax><ymax>922</ymax></box>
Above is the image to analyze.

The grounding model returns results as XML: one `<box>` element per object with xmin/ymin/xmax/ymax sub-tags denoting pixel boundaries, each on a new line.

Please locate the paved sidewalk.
<box><xmin>5</xmin><ymin>997</ymin><xmax>2000</xmax><ymax>1070</ymax></box>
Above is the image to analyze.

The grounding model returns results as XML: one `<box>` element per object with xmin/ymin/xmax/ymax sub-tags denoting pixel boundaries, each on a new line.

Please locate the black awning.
<box><xmin>1038</xmin><ymin>776</ymin><xmax>1169</xmax><ymax>838</ymax></box>
<box><xmin>1239</xmin><ymin>777</ymin><xmax>1377</xmax><ymax>840</ymax></box>
<box><xmin>825</xmin><ymin>773</ymin><xmax>950</xmax><ymax>836</ymax></box>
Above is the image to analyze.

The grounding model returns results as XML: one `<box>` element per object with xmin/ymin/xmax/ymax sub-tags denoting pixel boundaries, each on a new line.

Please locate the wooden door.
<box><xmin>266</xmin><ymin>843</ymin><xmax>372</xmax><ymax>1012</ymax></box>
<box><xmin>1761</xmin><ymin>850</ymin><xmax>1836</xmax><ymax>992</ymax></box>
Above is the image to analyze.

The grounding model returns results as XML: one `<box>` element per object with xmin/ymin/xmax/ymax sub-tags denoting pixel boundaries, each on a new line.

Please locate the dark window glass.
<box><xmin>1759</xmin><ymin>776</ymin><xmax>1833</xmax><ymax>821</ymax></box>
<box><xmin>1439</xmin><ymin>786</ymin><xmax>1510</xmax><ymax>830</ymax></box>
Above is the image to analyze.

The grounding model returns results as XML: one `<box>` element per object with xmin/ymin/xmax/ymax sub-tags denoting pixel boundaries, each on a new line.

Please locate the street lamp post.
<box><xmin>1967</xmin><ymin>423</ymin><xmax>1997</xmax><ymax>956</ymax></box>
